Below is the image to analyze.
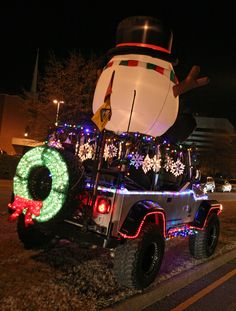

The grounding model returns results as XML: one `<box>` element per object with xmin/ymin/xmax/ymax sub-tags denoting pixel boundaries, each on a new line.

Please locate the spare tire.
<box><xmin>13</xmin><ymin>145</ymin><xmax>84</xmax><ymax>224</ymax></box>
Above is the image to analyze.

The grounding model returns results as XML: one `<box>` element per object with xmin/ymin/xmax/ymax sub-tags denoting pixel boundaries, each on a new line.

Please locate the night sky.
<box><xmin>1</xmin><ymin>1</ymin><xmax>236</xmax><ymax>125</ymax></box>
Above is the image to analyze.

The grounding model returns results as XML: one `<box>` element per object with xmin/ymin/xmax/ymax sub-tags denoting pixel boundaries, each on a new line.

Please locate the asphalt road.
<box><xmin>208</xmin><ymin>191</ymin><xmax>236</xmax><ymax>201</ymax></box>
<box><xmin>142</xmin><ymin>258</ymin><xmax>236</xmax><ymax>311</ymax></box>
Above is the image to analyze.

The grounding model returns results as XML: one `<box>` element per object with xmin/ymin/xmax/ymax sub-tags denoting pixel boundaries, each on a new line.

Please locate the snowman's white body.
<box><xmin>92</xmin><ymin>54</ymin><xmax>179</xmax><ymax>137</ymax></box>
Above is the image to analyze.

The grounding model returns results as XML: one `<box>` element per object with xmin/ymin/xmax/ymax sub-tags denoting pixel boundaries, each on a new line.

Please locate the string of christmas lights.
<box><xmin>46</xmin><ymin>124</ymin><xmax>193</xmax><ymax>178</ymax></box>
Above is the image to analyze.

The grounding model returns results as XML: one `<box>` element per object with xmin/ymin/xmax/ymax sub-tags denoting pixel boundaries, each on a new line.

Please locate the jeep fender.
<box><xmin>118</xmin><ymin>200</ymin><xmax>166</xmax><ymax>239</ymax></box>
<box><xmin>192</xmin><ymin>200</ymin><xmax>223</xmax><ymax>229</ymax></box>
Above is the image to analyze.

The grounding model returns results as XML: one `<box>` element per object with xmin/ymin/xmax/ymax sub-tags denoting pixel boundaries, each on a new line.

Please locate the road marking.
<box><xmin>171</xmin><ymin>268</ymin><xmax>236</xmax><ymax>311</ymax></box>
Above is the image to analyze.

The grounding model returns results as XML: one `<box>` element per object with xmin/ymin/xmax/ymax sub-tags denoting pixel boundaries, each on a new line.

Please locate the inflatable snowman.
<box><xmin>92</xmin><ymin>16</ymin><xmax>208</xmax><ymax>137</ymax></box>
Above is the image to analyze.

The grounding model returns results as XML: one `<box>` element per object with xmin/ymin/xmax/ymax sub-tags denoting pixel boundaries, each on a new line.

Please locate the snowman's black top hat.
<box><xmin>106</xmin><ymin>16</ymin><xmax>178</xmax><ymax>64</ymax></box>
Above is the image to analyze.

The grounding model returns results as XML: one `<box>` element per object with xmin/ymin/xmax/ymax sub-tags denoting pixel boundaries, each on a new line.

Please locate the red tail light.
<box><xmin>95</xmin><ymin>197</ymin><xmax>111</xmax><ymax>214</ymax></box>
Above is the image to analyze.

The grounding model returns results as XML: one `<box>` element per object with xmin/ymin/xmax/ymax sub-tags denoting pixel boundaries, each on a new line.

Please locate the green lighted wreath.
<box><xmin>13</xmin><ymin>146</ymin><xmax>69</xmax><ymax>222</ymax></box>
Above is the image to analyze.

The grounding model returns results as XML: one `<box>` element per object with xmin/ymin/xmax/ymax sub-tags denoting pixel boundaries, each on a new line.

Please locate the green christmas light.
<box><xmin>14</xmin><ymin>146</ymin><xmax>69</xmax><ymax>222</ymax></box>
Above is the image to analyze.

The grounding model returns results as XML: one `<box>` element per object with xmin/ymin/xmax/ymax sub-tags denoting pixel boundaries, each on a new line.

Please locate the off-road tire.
<box><xmin>113</xmin><ymin>223</ymin><xmax>165</xmax><ymax>290</ymax></box>
<box><xmin>14</xmin><ymin>148</ymin><xmax>84</xmax><ymax>224</ymax></box>
<box><xmin>17</xmin><ymin>214</ymin><xmax>54</xmax><ymax>250</ymax></box>
<box><xmin>47</xmin><ymin>149</ymin><xmax>85</xmax><ymax>222</ymax></box>
<box><xmin>15</xmin><ymin>149</ymin><xmax>84</xmax><ymax>249</ymax></box>
<box><xmin>189</xmin><ymin>213</ymin><xmax>220</xmax><ymax>259</ymax></box>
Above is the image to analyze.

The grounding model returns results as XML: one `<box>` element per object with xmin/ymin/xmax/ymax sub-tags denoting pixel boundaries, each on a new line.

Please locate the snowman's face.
<box><xmin>92</xmin><ymin>54</ymin><xmax>179</xmax><ymax>137</ymax></box>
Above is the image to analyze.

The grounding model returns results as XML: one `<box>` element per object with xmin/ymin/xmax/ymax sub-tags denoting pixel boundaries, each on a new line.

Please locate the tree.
<box><xmin>39</xmin><ymin>50</ymin><xmax>99</xmax><ymax>124</ymax></box>
<box><xmin>25</xmin><ymin>50</ymin><xmax>100</xmax><ymax>141</ymax></box>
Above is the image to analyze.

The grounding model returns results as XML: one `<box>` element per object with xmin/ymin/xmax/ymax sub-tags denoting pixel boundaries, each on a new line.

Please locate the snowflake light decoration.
<box><xmin>152</xmin><ymin>155</ymin><xmax>162</xmax><ymax>173</ymax></box>
<box><xmin>170</xmin><ymin>158</ymin><xmax>185</xmax><ymax>177</ymax></box>
<box><xmin>164</xmin><ymin>155</ymin><xmax>174</xmax><ymax>172</ymax></box>
<box><xmin>78</xmin><ymin>143</ymin><xmax>94</xmax><ymax>161</ymax></box>
<box><xmin>142</xmin><ymin>154</ymin><xmax>153</xmax><ymax>173</ymax></box>
<box><xmin>130</xmin><ymin>152</ymin><xmax>144</xmax><ymax>169</ymax></box>
<box><xmin>103</xmin><ymin>143</ymin><xmax>118</xmax><ymax>161</ymax></box>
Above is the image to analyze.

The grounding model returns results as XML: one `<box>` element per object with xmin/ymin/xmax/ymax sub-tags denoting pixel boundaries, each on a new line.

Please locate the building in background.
<box><xmin>184</xmin><ymin>116</ymin><xmax>234</xmax><ymax>152</ymax></box>
<box><xmin>0</xmin><ymin>50</ymin><xmax>43</xmax><ymax>155</ymax></box>
<box><xmin>0</xmin><ymin>94</ymin><xmax>42</xmax><ymax>155</ymax></box>
<box><xmin>183</xmin><ymin>115</ymin><xmax>236</xmax><ymax>177</ymax></box>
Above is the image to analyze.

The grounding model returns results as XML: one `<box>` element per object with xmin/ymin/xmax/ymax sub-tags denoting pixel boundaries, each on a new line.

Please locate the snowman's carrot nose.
<box><xmin>173</xmin><ymin>65</ymin><xmax>209</xmax><ymax>97</ymax></box>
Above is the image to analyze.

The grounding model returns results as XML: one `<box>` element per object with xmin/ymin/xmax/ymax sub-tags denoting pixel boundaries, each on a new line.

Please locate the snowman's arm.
<box><xmin>173</xmin><ymin>65</ymin><xmax>209</xmax><ymax>97</ymax></box>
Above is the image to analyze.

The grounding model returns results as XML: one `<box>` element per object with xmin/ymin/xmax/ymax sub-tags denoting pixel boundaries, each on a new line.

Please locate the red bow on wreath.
<box><xmin>8</xmin><ymin>195</ymin><xmax>43</xmax><ymax>226</ymax></box>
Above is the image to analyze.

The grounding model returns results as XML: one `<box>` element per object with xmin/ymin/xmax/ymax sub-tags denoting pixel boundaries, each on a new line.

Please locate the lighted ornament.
<box><xmin>8</xmin><ymin>195</ymin><xmax>43</xmax><ymax>226</ymax></box>
<box><xmin>142</xmin><ymin>154</ymin><xmax>153</xmax><ymax>173</ymax></box>
<box><xmin>164</xmin><ymin>155</ymin><xmax>174</xmax><ymax>172</ymax></box>
<box><xmin>152</xmin><ymin>155</ymin><xmax>162</xmax><ymax>173</ymax></box>
<box><xmin>78</xmin><ymin>143</ymin><xmax>94</xmax><ymax>161</ymax></box>
<box><xmin>13</xmin><ymin>146</ymin><xmax>69</xmax><ymax>223</ymax></box>
<box><xmin>170</xmin><ymin>158</ymin><xmax>185</xmax><ymax>177</ymax></box>
<box><xmin>130</xmin><ymin>152</ymin><xmax>144</xmax><ymax>169</ymax></box>
<box><xmin>103</xmin><ymin>143</ymin><xmax>118</xmax><ymax>161</ymax></box>
<box><xmin>92</xmin><ymin>16</ymin><xmax>209</xmax><ymax>137</ymax></box>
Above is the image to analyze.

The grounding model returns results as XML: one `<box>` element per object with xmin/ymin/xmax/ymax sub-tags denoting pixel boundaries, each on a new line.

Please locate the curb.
<box><xmin>103</xmin><ymin>248</ymin><xmax>236</xmax><ymax>311</ymax></box>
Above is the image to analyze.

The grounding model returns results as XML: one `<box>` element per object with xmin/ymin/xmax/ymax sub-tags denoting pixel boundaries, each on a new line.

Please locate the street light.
<box><xmin>53</xmin><ymin>99</ymin><xmax>64</xmax><ymax>126</ymax></box>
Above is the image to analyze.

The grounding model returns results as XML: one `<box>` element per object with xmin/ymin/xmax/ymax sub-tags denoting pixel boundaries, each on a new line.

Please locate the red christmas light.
<box><xmin>8</xmin><ymin>195</ymin><xmax>43</xmax><ymax>226</ymax></box>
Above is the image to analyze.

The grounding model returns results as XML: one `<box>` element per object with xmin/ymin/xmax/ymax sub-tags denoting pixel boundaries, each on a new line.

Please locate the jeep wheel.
<box><xmin>13</xmin><ymin>147</ymin><xmax>84</xmax><ymax>249</ymax></box>
<box><xmin>113</xmin><ymin>223</ymin><xmax>165</xmax><ymax>290</ymax></box>
<box><xmin>189</xmin><ymin>213</ymin><xmax>220</xmax><ymax>259</ymax></box>
<box><xmin>12</xmin><ymin>146</ymin><xmax>84</xmax><ymax>224</ymax></box>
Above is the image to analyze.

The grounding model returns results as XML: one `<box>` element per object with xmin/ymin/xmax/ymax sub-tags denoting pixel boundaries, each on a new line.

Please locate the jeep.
<box><xmin>8</xmin><ymin>124</ymin><xmax>222</xmax><ymax>290</ymax></box>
